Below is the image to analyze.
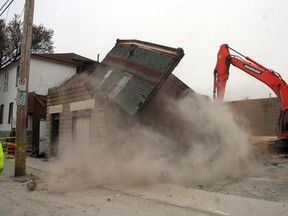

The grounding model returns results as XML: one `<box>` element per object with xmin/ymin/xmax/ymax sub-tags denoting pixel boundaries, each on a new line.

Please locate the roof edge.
<box><xmin>116</xmin><ymin>39</ymin><xmax>184</xmax><ymax>57</ymax></box>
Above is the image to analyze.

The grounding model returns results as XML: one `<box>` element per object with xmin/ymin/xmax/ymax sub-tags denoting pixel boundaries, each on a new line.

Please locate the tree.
<box><xmin>0</xmin><ymin>14</ymin><xmax>54</xmax><ymax>68</ymax></box>
<box><xmin>0</xmin><ymin>19</ymin><xmax>8</xmax><ymax>60</ymax></box>
<box><xmin>31</xmin><ymin>24</ymin><xmax>54</xmax><ymax>54</ymax></box>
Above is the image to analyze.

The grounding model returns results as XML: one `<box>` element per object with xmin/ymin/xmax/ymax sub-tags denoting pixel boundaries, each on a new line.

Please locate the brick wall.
<box><xmin>228</xmin><ymin>98</ymin><xmax>280</xmax><ymax>136</ymax></box>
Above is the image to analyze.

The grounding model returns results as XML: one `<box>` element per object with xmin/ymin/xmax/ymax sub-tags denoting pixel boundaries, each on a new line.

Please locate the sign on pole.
<box><xmin>17</xmin><ymin>78</ymin><xmax>27</xmax><ymax>91</ymax></box>
<box><xmin>16</xmin><ymin>91</ymin><xmax>26</xmax><ymax>106</ymax></box>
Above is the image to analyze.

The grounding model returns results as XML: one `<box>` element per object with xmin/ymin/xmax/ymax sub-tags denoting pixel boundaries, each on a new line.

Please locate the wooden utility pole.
<box><xmin>15</xmin><ymin>0</ymin><xmax>35</xmax><ymax>177</ymax></box>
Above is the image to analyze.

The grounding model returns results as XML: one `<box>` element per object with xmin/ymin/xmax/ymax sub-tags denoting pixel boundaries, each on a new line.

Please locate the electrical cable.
<box><xmin>0</xmin><ymin>0</ymin><xmax>14</xmax><ymax>17</ymax></box>
<box><xmin>0</xmin><ymin>0</ymin><xmax>10</xmax><ymax>12</ymax></box>
<box><xmin>0</xmin><ymin>0</ymin><xmax>24</xmax><ymax>69</ymax></box>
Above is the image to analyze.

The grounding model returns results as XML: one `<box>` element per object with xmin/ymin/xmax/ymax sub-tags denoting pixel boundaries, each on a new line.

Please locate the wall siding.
<box><xmin>0</xmin><ymin>57</ymin><xmax>78</xmax><ymax>134</ymax></box>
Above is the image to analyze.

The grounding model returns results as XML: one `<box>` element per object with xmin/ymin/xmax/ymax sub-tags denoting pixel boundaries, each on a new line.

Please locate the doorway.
<box><xmin>51</xmin><ymin>113</ymin><xmax>59</xmax><ymax>156</ymax></box>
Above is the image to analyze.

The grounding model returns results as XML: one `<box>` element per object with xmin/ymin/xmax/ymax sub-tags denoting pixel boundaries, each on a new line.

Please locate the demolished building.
<box><xmin>45</xmin><ymin>39</ymin><xmax>200</xmax><ymax>157</ymax></box>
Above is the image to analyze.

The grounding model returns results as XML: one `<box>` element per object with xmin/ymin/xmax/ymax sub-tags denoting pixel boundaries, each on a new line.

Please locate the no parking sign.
<box><xmin>16</xmin><ymin>78</ymin><xmax>27</xmax><ymax>105</ymax></box>
<box><xmin>17</xmin><ymin>78</ymin><xmax>27</xmax><ymax>91</ymax></box>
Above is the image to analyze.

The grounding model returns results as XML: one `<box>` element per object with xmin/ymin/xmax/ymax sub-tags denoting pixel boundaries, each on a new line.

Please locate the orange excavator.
<box><xmin>213</xmin><ymin>44</ymin><xmax>288</xmax><ymax>139</ymax></box>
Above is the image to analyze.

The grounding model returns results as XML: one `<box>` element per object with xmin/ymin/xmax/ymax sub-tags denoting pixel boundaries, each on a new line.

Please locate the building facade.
<box><xmin>45</xmin><ymin>39</ymin><xmax>186</xmax><ymax>157</ymax></box>
<box><xmin>0</xmin><ymin>53</ymin><xmax>96</xmax><ymax>156</ymax></box>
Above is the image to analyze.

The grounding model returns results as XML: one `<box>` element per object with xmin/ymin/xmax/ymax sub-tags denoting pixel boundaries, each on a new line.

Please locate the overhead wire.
<box><xmin>0</xmin><ymin>0</ymin><xmax>14</xmax><ymax>17</ymax></box>
<box><xmin>0</xmin><ymin>0</ymin><xmax>25</xmax><ymax>68</ymax></box>
<box><xmin>0</xmin><ymin>0</ymin><xmax>10</xmax><ymax>12</ymax></box>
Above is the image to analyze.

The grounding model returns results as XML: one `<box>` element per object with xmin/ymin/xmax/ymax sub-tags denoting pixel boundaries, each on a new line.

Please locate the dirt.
<box><xmin>0</xmin><ymin>161</ymin><xmax>212</xmax><ymax>216</ymax></box>
<box><xmin>183</xmin><ymin>138</ymin><xmax>288</xmax><ymax>203</ymax></box>
<box><xmin>189</xmin><ymin>153</ymin><xmax>288</xmax><ymax>202</ymax></box>
<box><xmin>1</xmin><ymin>140</ymin><xmax>288</xmax><ymax>215</ymax></box>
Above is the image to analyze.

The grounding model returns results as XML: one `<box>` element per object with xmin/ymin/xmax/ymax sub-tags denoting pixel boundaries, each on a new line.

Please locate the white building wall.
<box><xmin>0</xmin><ymin>66</ymin><xmax>18</xmax><ymax>132</ymax></box>
<box><xmin>29</xmin><ymin>58</ymin><xmax>77</xmax><ymax>95</ymax></box>
<box><xmin>0</xmin><ymin>56</ymin><xmax>78</xmax><ymax>133</ymax></box>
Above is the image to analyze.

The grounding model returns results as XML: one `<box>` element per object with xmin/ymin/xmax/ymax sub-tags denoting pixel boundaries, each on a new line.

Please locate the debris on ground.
<box><xmin>26</xmin><ymin>179</ymin><xmax>37</xmax><ymax>191</ymax></box>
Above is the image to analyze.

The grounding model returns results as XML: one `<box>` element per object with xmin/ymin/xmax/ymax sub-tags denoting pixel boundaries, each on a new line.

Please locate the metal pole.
<box><xmin>15</xmin><ymin>0</ymin><xmax>34</xmax><ymax>177</ymax></box>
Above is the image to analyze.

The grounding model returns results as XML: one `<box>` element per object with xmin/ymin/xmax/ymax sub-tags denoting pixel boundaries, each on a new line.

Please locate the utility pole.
<box><xmin>15</xmin><ymin>0</ymin><xmax>35</xmax><ymax>177</ymax></box>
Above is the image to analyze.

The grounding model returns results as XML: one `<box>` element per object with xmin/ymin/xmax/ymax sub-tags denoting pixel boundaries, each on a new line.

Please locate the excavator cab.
<box><xmin>278</xmin><ymin>109</ymin><xmax>288</xmax><ymax>137</ymax></box>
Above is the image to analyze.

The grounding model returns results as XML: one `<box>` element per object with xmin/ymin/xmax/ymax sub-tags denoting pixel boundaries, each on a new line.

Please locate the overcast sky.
<box><xmin>3</xmin><ymin>0</ymin><xmax>288</xmax><ymax>101</ymax></box>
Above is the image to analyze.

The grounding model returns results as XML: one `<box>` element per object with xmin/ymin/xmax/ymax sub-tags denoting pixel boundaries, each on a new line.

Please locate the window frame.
<box><xmin>108</xmin><ymin>73</ymin><xmax>132</xmax><ymax>99</ymax></box>
<box><xmin>3</xmin><ymin>72</ymin><xmax>9</xmax><ymax>91</ymax></box>
<box><xmin>97</xmin><ymin>69</ymin><xmax>113</xmax><ymax>89</ymax></box>
<box><xmin>8</xmin><ymin>102</ymin><xmax>13</xmax><ymax>124</ymax></box>
<box><xmin>15</xmin><ymin>65</ymin><xmax>20</xmax><ymax>87</ymax></box>
<box><xmin>0</xmin><ymin>104</ymin><xmax>4</xmax><ymax>124</ymax></box>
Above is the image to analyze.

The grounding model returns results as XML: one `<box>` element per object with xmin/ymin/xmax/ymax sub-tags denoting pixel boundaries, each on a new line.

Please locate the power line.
<box><xmin>0</xmin><ymin>0</ymin><xmax>10</xmax><ymax>12</ymax></box>
<box><xmin>0</xmin><ymin>0</ymin><xmax>14</xmax><ymax>17</ymax></box>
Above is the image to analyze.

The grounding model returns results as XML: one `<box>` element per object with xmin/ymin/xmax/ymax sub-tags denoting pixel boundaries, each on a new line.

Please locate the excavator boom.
<box><xmin>213</xmin><ymin>44</ymin><xmax>288</xmax><ymax>137</ymax></box>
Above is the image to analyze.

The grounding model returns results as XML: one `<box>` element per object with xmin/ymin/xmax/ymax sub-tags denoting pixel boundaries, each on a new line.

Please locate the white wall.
<box><xmin>29</xmin><ymin>58</ymin><xmax>77</xmax><ymax>95</ymax></box>
<box><xmin>0</xmin><ymin>56</ymin><xmax>78</xmax><ymax>133</ymax></box>
<box><xmin>0</xmin><ymin>66</ymin><xmax>18</xmax><ymax>132</ymax></box>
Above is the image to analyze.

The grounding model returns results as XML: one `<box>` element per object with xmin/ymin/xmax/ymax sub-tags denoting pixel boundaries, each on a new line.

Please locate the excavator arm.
<box><xmin>213</xmin><ymin>44</ymin><xmax>288</xmax><ymax>109</ymax></box>
<box><xmin>213</xmin><ymin>44</ymin><xmax>231</xmax><ymax>101</ymax></box>
<box><xmin>213</xmin><ymin>44</ymin><xmax>288</xmax><ymax>137</ymax></box>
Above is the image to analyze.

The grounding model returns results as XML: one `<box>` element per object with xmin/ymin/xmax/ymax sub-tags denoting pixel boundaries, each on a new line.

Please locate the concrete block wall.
<box><xmin>46</xmin><ymin>83</ymin><xmax>94</xmax><ymax>157</ymax></box>
<box><xmin>228</xmin><ymin>98</ymin><xmax>280</xmax><ymax>136</ymax></box>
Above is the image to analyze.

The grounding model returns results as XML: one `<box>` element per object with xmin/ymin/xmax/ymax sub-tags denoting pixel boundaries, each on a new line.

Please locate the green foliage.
<box><xmin>0</xmin><ymin>14</ymin><xmax>54</xmax><ymax>68</ymax></box>
<box><xmin>32</xmin><ymin>24</ymin><xmax>54</xmax><ymax>54</ymax></box>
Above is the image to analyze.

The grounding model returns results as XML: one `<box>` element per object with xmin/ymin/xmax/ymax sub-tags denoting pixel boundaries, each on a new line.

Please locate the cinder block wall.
<box><xmin>227</xmin><ymin>98</ymin><xmax>280</xmax><ymax>136</ymax></box>
<box><xmin>46</xmin><ymin>83</ymin><xmax>94</xmax><ymax>157</ymax></box>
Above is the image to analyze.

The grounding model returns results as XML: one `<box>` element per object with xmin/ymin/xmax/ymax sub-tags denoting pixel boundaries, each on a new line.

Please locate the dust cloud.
<box><xmin>47</xmin><ymin>93</ymin><xmax>258</xmax><ymax>192</ymax></box>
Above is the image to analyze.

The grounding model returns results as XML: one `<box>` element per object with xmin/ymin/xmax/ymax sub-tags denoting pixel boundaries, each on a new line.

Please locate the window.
<box><xmin>104</xmin><ymin>69</ymin><xmax>113</xmax><ymax>79</ymax></box>
<box><xmin>16</xmin><ymin>65</ymin><xmax>20</xmax><ymax>87</ymax></box>
<box><xmin>108</xmin><ymin>73</ymin><xmax>132</xmax><ymax>99</ymax></box>
<box><xmin>8</xmin><ymin>102</ymin><xmax>13</xmax><ymax>123</ymax></box>
<box><xmin>0</xmin><ymin>104</ymin><xmax>4</xmax><ymax>124</ymax></box>
<box><xmin>3</xmin><ymin>72</ymin><xmax>9</xmax><ymax>91</ymax></box>
<box><xmin>97</xmin><ymin>69</ymin><xmax>113</xmax><ymax>88</ymax></box>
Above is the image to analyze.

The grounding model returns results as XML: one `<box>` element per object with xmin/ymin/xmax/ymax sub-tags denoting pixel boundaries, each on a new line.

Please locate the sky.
<box><xmin>2</xmin><ymin>0</ymin><xmax>288</xmax><ymax>101</ymax></box>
